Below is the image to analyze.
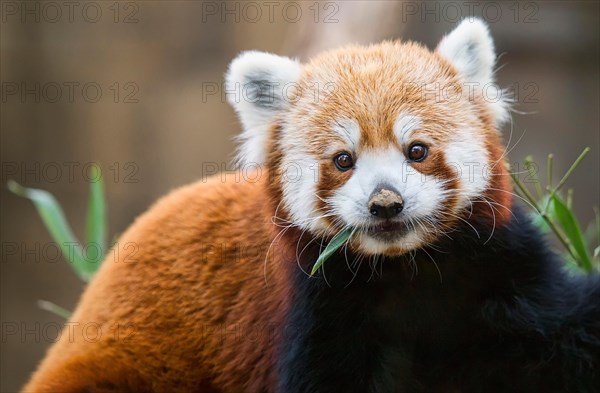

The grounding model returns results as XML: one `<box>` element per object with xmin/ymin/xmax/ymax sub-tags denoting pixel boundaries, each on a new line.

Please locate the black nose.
<box><xmin>368</xmin><ymin>186</ymin><xmax>404</xmax><ymax>219</ymax></box>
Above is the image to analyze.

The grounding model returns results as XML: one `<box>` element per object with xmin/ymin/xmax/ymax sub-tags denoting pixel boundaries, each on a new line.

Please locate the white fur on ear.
<box><xmin>437</xmin><ymin>18</ymin><xmax>509</xmax><ymax>125</ymax></box>
<box><xmin>437</xmin><ymin>18</ymin><xmax>495</xmax><ymax>85</ymax></box>
<box><xmin>225</xmin><ymin>51</ymin><xmax>301</xmax><ymax>166</ymax></box>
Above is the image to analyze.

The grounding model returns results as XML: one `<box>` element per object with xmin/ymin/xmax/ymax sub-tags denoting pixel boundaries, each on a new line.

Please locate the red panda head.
<box><xmin>226</xmin><ymin>19</ymin><xmax>512</xmax><ymax>256</ymax></box>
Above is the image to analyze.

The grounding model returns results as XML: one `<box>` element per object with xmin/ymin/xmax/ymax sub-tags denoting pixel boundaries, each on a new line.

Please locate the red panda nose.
<box><xmin>368</xmin><ymin>186</ymin><xmax>404</xmax><ymax>219</ymax></box>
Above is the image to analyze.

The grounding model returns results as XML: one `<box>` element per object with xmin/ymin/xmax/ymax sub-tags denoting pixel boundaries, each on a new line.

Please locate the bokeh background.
<box><xmin>1</xmin><ymin>1</ymin><xmax>598</xmax><ymax>391</ymax></box>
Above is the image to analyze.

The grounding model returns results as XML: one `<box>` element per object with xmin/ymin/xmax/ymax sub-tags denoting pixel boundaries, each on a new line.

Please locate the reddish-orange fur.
<box><xmin>24</xmin><ymin>174</ymin><xmax>292</xmax><ymax>392</ymax></box>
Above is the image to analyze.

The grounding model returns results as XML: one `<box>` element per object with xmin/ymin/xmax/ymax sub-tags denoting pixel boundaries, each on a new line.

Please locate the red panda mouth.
<box><xmin>364</xmin><ymin>220</ymin><xmax>410</xmax><ymax>240</ymax></box>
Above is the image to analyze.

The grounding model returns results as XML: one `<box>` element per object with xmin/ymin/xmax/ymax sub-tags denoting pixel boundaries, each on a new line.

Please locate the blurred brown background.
<box><xmin>1</xmin><ymin>1</ymin><xmax>598</xmax><ymax>391</ymax></box>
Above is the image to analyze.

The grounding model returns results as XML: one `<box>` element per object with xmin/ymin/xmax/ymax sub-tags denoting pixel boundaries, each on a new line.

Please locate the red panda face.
<box><xmin>226</xmin><ymin>19</ymin><xmax>511</xmax><ymax>256</ymax></box>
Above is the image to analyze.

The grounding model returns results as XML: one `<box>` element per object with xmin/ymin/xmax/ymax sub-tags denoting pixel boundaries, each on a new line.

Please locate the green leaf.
<box><xmin>8</xmin><ymin>180</ymin><xmax>94</xmax><ymax>281</ymax></box>
<box><xmin>551</xmin><ymin>195</ymin><xmax>593</xmax><ymax>272</ymax></box>
<box><xmin>310</xmin><ymin>228</ymin><xmax>353</xmax><ymax>276</ymax></box>
<box><xmin>85</xmin><ymin>164</ymin><xmax>106</xmax><ymax>264</ymax></box>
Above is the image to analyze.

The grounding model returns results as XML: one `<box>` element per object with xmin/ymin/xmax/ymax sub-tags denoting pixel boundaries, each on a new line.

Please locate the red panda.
<box><xmin>24</xmin><ymin>19</ymin><xmax>599</xmax><ymax>393</ymax></box>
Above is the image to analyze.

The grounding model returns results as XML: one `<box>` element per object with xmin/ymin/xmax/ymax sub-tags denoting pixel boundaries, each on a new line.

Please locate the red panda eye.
<box><xmin>334</xmin><ymin>153</ymin><xmax>354</xmax><ymax>171</ymax></box>
<box><xmin>408</xmin><ymin>144</ymin><xmax>428</xmax><ymax>162</ymax></box>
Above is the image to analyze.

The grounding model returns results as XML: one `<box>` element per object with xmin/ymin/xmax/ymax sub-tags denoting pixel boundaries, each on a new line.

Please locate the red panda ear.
<box><xmin>437</xmin><ymin>18</ymin><xmax>509</xmax><ymax>126</ymax></box>
<box><xmin>225</xmin><ymin>51</ymin><xmax>301</xmax><ymax>166</ymax></box>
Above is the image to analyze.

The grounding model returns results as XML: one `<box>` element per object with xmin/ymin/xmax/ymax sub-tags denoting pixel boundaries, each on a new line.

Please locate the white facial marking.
<box><xmin>280</xmin><ymin>109</ymin><xmax>492</xmax><ymax>255</ymax></box>
<box><xmin>393</xmin><ymin>114</ymin><xmax>422</xmax><ymax>146</ymax></box>
<box><xmin>280</xmin><ymin>118</ymin><xmax>362</xmax><ymax>235</ymax></box>
<box><xmin>445</xmin><ymin>130</ymin><xmax>490</xmax><ymax>208</ymax></box>
<box><xmin>330</xmin><ymin>148</ymin><xmax>447</xmax><ymax>254</ymax></box>
<box><xmin>277</xmin><ymin>132</ymin><xmax>323</xmax><ymax>233</ymax></box>
<box><xmin>331</xmin><ymin>118</ymin><xmax>361</xmax><ymax>152</ymax></box>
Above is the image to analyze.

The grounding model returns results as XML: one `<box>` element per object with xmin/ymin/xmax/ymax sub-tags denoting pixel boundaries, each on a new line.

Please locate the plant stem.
<box><xmin>37</xmin><ymin>300</ymin><xmax>72</xmax><ymax>319</ymax></box>
<box><xmin>546</xmin><ymin>154</ymin><xmax>553</xmax><ymax>190</ymax></box>
<box><xmin>511</xmin><ymin>172</ymin><xmax>539</xmax><ymax>211</ymax></box>
<box><xmin>551</xmin><ymin>148</ymin><xmax>590</xmax><ymax>195</ymax></box>
<box><xmin>524</xmin><ymin>156</ymin><xmax>543</xmax><ymax>199</ymax></box>
<box><xmin>512</xmin><ymin>173</ymin><xmax>578</xmax><ymax>262</ymax></box>
<box><xmin>566</xmin><ymin>189</ymin><xmax>573</xmax><ymax>209</ymax></box>
<box><xmin>543</xmin><ymin>148</ymin><xmax>590</xmax><ymax>214</ymax></box>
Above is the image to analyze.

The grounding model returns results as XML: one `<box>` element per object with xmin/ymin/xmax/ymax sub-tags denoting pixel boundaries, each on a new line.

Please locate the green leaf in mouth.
<box><xmin>310</xmin><ymin>228</ymin><xmax>353</xmax><ymax>276</ymax></box>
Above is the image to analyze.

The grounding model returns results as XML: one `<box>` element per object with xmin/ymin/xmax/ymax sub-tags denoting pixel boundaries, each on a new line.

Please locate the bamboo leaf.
<box><xmin>310</xmin><ymin>228</ymin><xmax>353</xmax><ymax>276</ymax></box>
<box><xmin>551</xmin><ymin>195</ymin><xmax>593</xmax><ymax>272</ymax></box>
<box><xmin>85</xmin><ymin>164</ymin><xmax>107</xmax><ymax>264</ymax></box>
<box><xmin>8</xmin><ymin>180</ymin><xmax>94</xmax><ymax>281</ymax></box>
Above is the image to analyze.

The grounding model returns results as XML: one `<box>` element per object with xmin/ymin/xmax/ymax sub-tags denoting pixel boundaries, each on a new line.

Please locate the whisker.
<box><xmin>485</xmin><ymin>187</ymin><xmax>537</xmax><ymax>213</ymax></box>
<box><xmin>422</xmin><ymin>247</ymin><xmax>443</xmax><ymax>284</ymax></box>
